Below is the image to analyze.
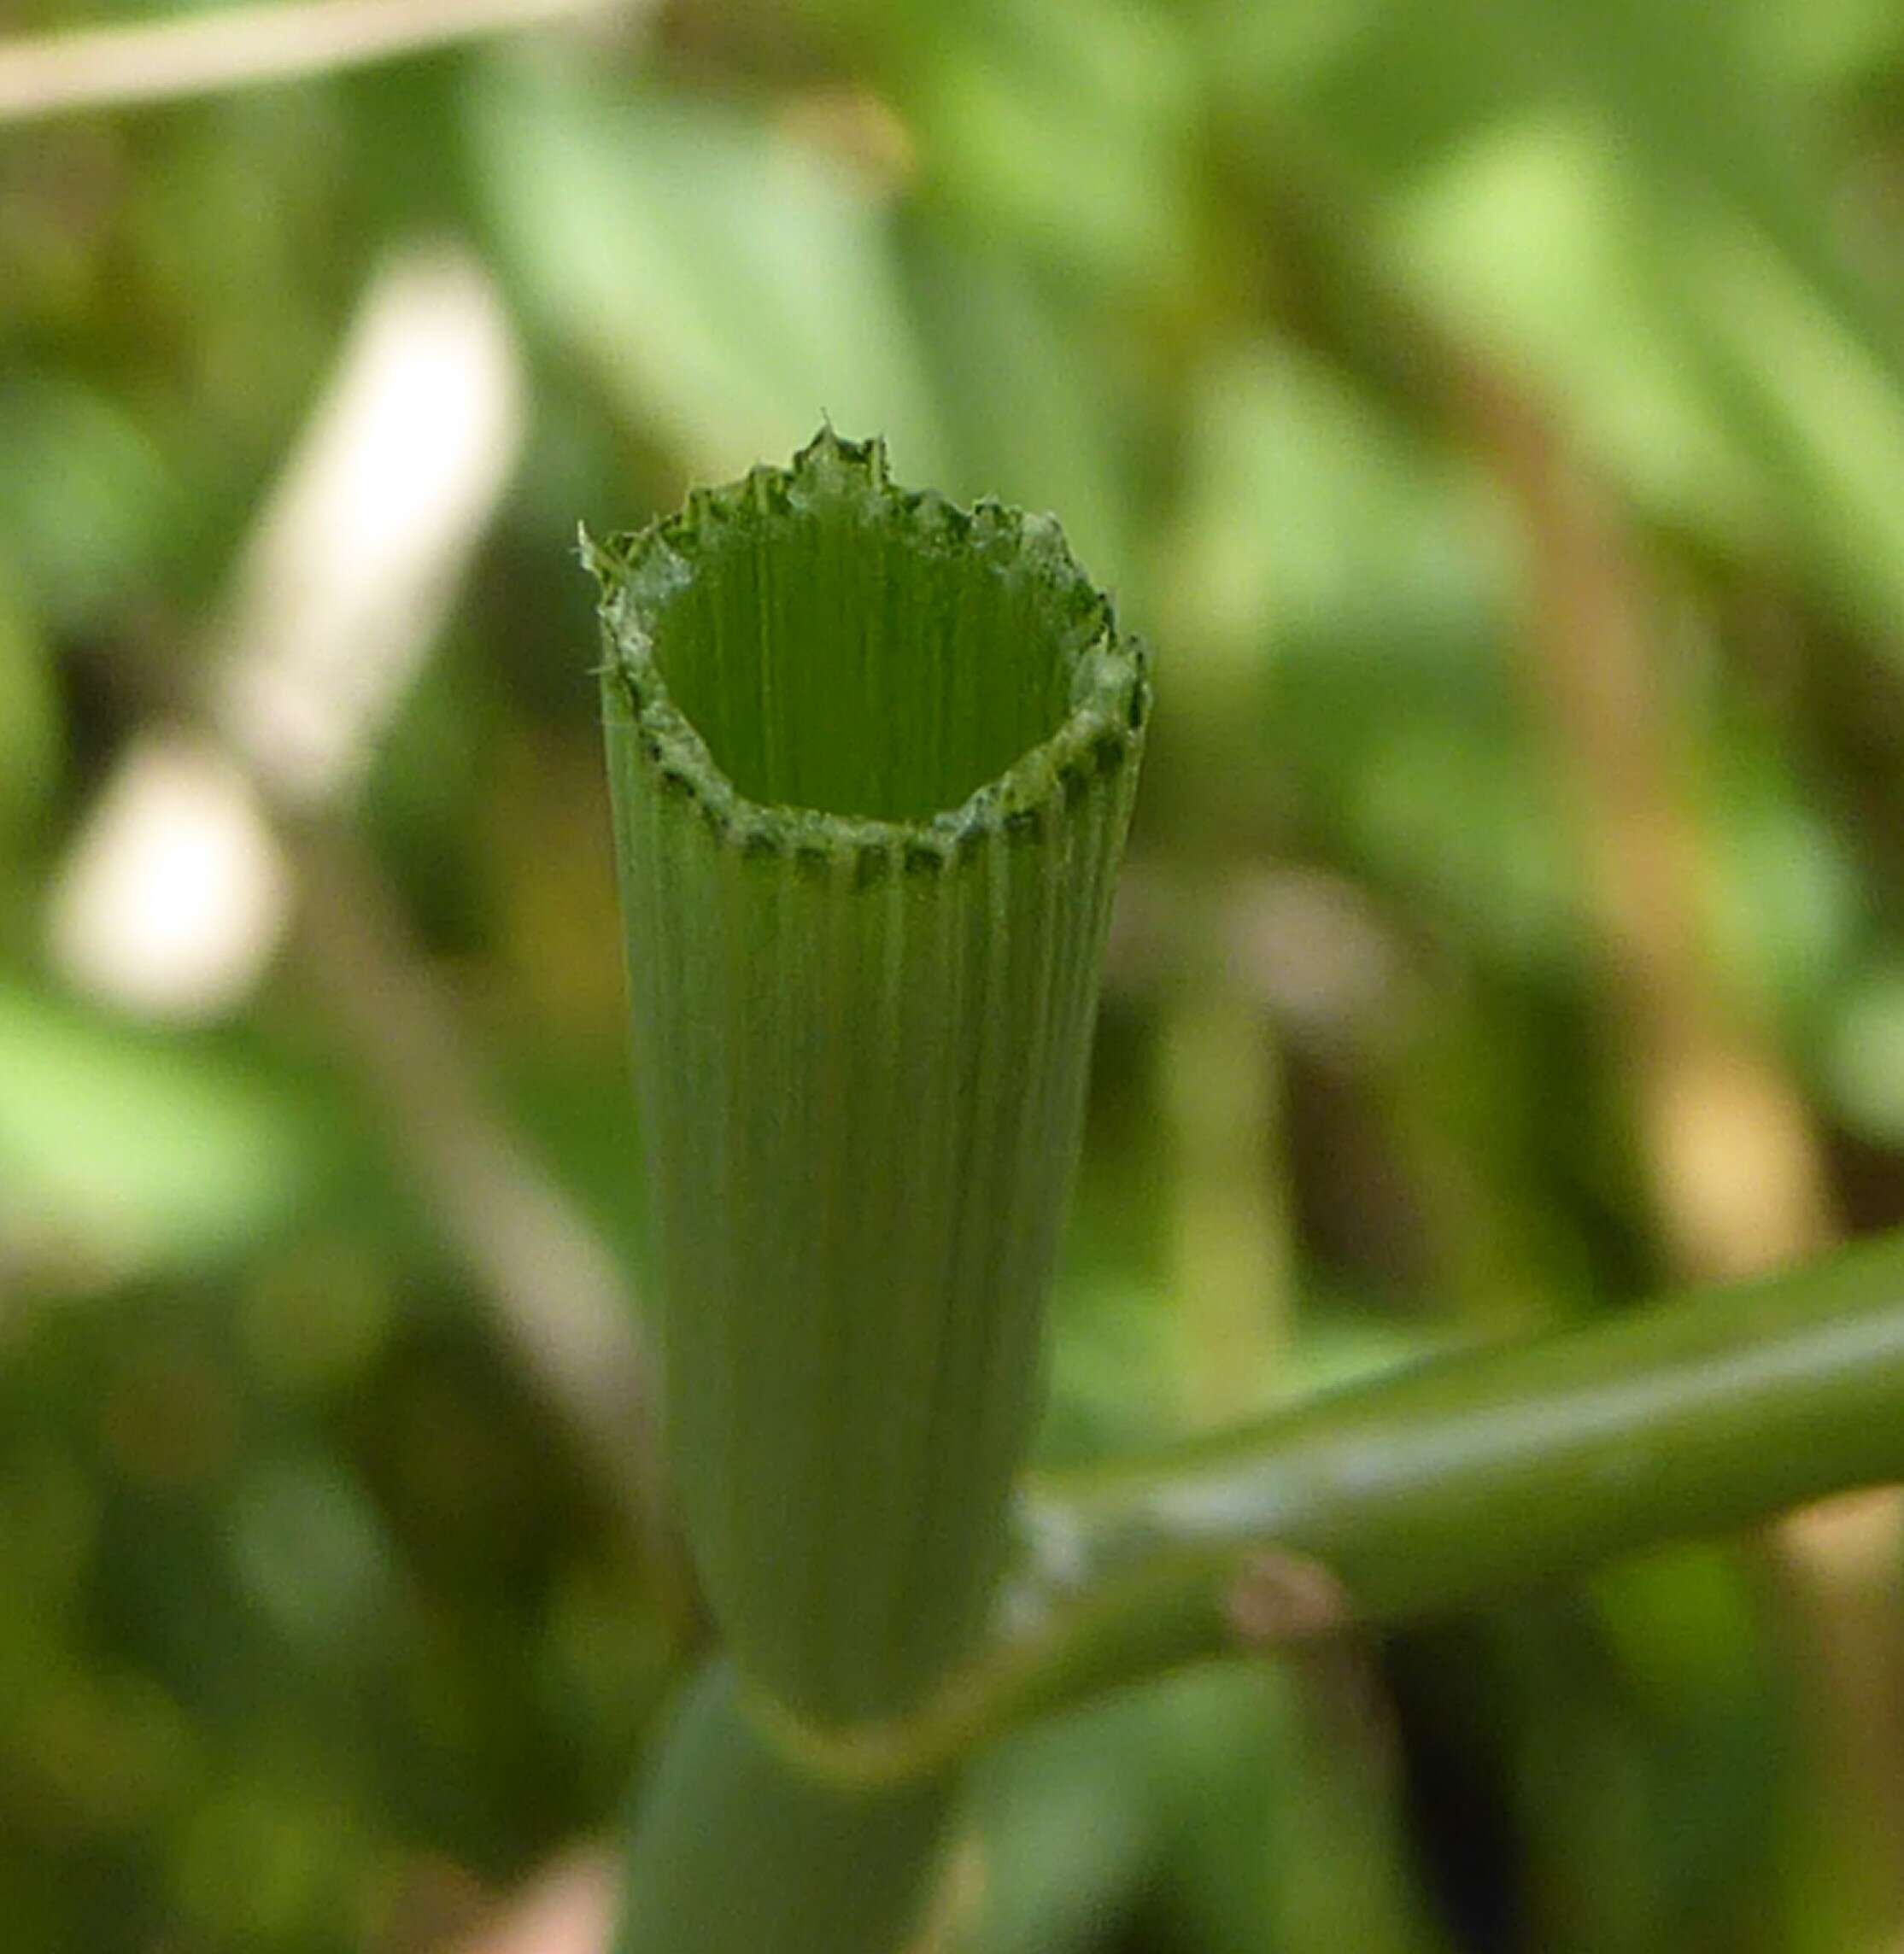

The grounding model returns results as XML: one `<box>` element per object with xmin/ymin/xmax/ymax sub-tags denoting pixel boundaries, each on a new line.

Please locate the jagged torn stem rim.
<box><xmin>584</xmin><ymin>428</ymin><xmax>1151</xmax><ymax>858</ymax></box>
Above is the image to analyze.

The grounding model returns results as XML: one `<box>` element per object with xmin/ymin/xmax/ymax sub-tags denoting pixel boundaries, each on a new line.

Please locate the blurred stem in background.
<box><xmin>41</xmin><ymin>243</ymin><xmax>685</xmax><ymax>1607</ymax></box>
<box><xmin>0</xmin><ymin>0</ymin><xmax>636</xmax><ymax>125</ymax></box>
<box><xmin>1145</xmin><ymin>424</ymin><xmax>1300</xmax><ymax>1425</ymax></box>
<box><xmin>1244</xmin><ymin>134</ymin><xmax>1904</xmax><ymax>1939</ymax></box>
<box><xmin>1470</xmin><ymin>325</ymin><xmax>1904</xmax><ymax>1951</ymax></box>
<box><xmin>1158</xmin><ymin>934</ymin><xmax>1294</xmax><ymax>1427</ymax></box>
<box><xmin>1469</xmin><ymin>365</ymin><xmax>1838</xmax><ymax>1286</ymax></box>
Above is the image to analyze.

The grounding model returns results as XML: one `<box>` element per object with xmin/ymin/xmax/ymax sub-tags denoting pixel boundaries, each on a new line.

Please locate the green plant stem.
<box><xmin>593</xmin><ymin>432</ymin><xmax>1146</xmax><ymax>1725</ymax></box>
<box><xmin>614</xmin><ymin>1661</ymin><xmax>952</xmax><ymax>1954</ymax></box>
<box><xmin>596</xmin><ymin>436</ymin><xmax>1145</xmax><ymax>1954</ymax></box>
<box><xmin>757</xmin><ymin>1227</ymin><xmax>1904</xmax><ymax>1787</ymax></box>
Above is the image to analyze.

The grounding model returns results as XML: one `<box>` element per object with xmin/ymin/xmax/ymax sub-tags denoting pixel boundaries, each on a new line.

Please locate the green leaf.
<box><xmin>0</xmin><ymin>377</ymin><xmax>182</xmax><ymax>629</ymax></box>
<box><xmin>468</xmin><ymin>57</ymin><xmax>949</xmax><ymax>485</ymax></box>
<box><xmin>899</xmin><ymin>227</ymin><xmax>1132</xmax><ymax>588</ymax></box>
<box><xmin>0</xmin><ymin>986</ymin><xmax>328</xmax><ymax>1278</ymax></box>
<box><xmin>1386</xmin><ymin>120</ymin><xmax>1773</xmax><ymax>545</ymax></box>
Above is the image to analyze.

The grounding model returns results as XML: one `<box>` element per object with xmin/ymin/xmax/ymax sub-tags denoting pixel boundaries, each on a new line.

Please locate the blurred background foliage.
<box><xmin>8</xmin><ymin>0</ymin><xmax>1904</xmax><ymax>1948</ymax></box>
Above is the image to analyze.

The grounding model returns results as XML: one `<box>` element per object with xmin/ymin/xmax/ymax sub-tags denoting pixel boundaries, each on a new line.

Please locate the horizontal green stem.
<box><xmin>760</xmin><ymin>1228</ymin><xmax>1904</xmax><ymax>1787</ymax></box>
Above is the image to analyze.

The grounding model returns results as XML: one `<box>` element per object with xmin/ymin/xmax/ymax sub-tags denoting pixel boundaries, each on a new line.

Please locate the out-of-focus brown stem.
<box><xmin>1462</xmin><ymin>360</ymin><xmax>1903</xmax><ymax>1943</ymax></box>
<box><xmin>1466</xmin><ymin>371</ymin><xmax>1837</xmax><ymax>1282</ymax></box>
<box><xmin>1248</xmin><ymin>139</ymin><xmax>1904</xmax><ymax>1927</ymax></box>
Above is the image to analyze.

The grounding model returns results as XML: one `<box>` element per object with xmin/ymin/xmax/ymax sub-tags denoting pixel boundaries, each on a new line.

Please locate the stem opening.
<box><xmin>590</xmin><ymin>429</ymin><xmax>1147</xmax><ymax>842</ymax></box>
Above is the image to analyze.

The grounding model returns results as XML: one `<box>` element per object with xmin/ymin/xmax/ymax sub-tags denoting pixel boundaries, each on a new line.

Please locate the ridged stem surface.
<box><xmin>612</xmin><ymin>1661</ymin><xmax>951</xmax><ymax>1954</ymax></box>
<box><xmin>594</xmin><ymin>431</ymin><xmax>1148</xmax><ymax>1726</ymax></box>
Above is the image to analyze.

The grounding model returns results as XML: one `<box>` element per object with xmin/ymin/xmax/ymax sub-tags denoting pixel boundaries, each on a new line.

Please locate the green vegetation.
<box><xmin>9</xmin><ymin>0</ymin><xmax>1904</xmax><ymax>1950</ymax></box>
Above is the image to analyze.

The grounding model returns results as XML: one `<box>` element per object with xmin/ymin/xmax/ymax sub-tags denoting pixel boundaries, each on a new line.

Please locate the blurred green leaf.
<box><xmin>1819</xmin><ymin>959</ymin><xmax>1904</xmax><ymax>1144</ymax></box>
<box><xmin>1163</xmin><ymin>342</ymin><xmax>1580</xmax><ymax>965</ymax></box>
<box><xmin>1387</xmin><ymin>119</ymin><xmax>1774</xmax><ymax>543</ymax></box>
<box><xmin>1678</xmin><ymin>222</ymin><xmax>1904</xmax><ymax>641</ymax></box>
<box><xmin>897</xmin><ymin>225</ymin><xmax>1132</xmax><ymax>585</ymax></box>
<box><xmin>952</xmin><ymin>1691</ymin><xmax>1167</xmax><ymax>1954</ymax></box>
<box><xmin>0</xmin><ymin>986</ymin><xmax>331</xmax><ymax>1278</ymax></box>
<box><xmin>1163</xmin><ymin>341</ymin><xmax>1509</xmax><ymax>676</ymax></box>
<box><xmin>1150</xmin><ymin>1669</ymin><xmax>1447</xmax><ymax>1954</ymax></box>
<box><xmin>467</xmin><ymin>55</ymin><xmax>949</xmax><ymax>483</ymax></box>
<box><xmin>893</xmin><ymin>0</ymin><xmax>1198</xmax><ymax>295</ymax></box>
<box><xmin>0</xmin><ymin>377</ymin><xmax>183</xmax><ymax>628</ymax></box>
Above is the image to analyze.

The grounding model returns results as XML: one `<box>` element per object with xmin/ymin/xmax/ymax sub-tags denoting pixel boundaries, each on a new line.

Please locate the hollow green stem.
<box><xmin>613</xmin><ymin>1661</ymin><xmax>952</xmax><ymax>1954</ymax></box>
<box><xmin>591</xmin><ymin>431</ymin><xmax>1148</xmax><ymax>1726</ymax></box>
<box><xmin>757</xmin><ymin>1228</ymin><xmax>1904</xmax><ymax>1787</ymax></box>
